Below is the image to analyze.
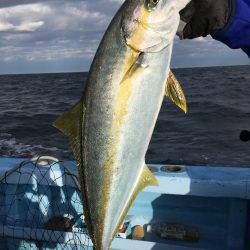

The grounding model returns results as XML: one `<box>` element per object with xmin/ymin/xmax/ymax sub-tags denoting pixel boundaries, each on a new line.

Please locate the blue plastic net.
<box><xmin>0</xmin><ymin>156</ymin><xmax>92</xmax><ymax>249</ymax></box>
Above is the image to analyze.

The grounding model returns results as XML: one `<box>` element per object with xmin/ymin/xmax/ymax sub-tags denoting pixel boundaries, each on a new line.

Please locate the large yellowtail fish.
<box><xmin>54</xmin><ymin>0</ymin><xmax>189</xmax><ymax>249</ymax></box>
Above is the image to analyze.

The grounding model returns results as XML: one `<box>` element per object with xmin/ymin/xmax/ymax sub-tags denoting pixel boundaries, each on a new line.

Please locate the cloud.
<box><xmin>0</xmin><ymin>21</ymin><xmax>44</xmax><ymax>31</ymax></box>
<box><xmin>0</xmin><ymin>1</ymin><xmax>110</xmax><ymax>71</ymax></box>
<box><xmin>0</xmin><ymin>0</ymin><xmax>248</xmax><ymax>74</ymax></box>
<box><xmin>0</xmin><ymin>3</ymin><xmax>49</xmax><ymax>32</ymax></box>
<box><xmin>171</xmin><ymin>36</ymin><xmax>249</xmax><ymax>68</ymax></box>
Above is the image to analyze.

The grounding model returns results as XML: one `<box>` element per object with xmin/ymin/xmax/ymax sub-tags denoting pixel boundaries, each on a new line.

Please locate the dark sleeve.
<box><xmin>212</xmin><ymin>0</ymin><xmax>250</xmax><ymax>57</ymax></box>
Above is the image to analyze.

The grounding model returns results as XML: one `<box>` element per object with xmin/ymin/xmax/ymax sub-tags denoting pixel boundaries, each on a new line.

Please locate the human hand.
<box><xmin>177</xmin><ymin>0</ymin><xmax>231</xmax><ymax>39</ymax></box>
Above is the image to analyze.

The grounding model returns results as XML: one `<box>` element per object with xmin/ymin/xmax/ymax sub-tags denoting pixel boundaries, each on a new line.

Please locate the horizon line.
<box><xmin>0</xmin><ymin>64</ymin><xmax>249</xmax><ymax>76</ymax></box>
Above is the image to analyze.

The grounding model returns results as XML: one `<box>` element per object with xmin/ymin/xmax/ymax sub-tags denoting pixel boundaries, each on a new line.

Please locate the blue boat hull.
<box><xmin>0</xmin><ymin>157</ymin><xmax>249</xmax><ymax>249</ymax></box>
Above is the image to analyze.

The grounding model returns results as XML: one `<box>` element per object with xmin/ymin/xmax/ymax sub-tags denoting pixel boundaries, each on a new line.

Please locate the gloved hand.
<box><xmin>178</xmin><ymin>0</ymin><xmax>231</xmax><ymax>39</ymax></box>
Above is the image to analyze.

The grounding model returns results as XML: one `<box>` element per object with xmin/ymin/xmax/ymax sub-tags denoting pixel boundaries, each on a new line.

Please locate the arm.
<box><xmin>178</xmin><ymin>0</ymin><xmax>250</xmax><ymax>57</ymax></box>
<box><xmin>214</xmin><ymin>0</ymin><xmax>250</xmax><ymax>57</ymax></box>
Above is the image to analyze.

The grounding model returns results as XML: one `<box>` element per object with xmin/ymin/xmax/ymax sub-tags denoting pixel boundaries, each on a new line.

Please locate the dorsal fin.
<box><xmin>166</xmin><ymin>71</ymin><xmax>187</xmax><ymax>114</ymax></box>
<box><xmin>112</xmin><ymin>164</ymin><xmax>158</xmax><ymax>240</ymax></box>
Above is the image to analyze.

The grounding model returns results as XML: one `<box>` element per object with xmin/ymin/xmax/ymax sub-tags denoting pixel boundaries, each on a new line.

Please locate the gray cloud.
<box><xmin>0</xmin><ymin>0</ymin><xmax>248</xmax><ymax>74</ymax></box>
<box><xmin>172</xmin><ymin>37</ymin><xmax>249</xmax><ymax>68</ymax></box>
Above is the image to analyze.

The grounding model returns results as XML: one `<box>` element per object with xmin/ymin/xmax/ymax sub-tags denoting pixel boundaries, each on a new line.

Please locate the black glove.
<box><xmin>178</xmin><ymin>0</ymin><xmax>232</xmax><ymax>39</ymax></box>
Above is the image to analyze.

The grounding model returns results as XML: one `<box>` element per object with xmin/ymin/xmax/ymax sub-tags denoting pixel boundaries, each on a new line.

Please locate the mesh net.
<box><xmin>0</xmin><ymin>156</ymin><xmax>92</xmax><ymax>249</ymax></box>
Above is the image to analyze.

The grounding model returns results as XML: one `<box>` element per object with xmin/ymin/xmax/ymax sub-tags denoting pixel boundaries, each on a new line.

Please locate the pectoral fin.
<box><xmin>113</xmin><ymin>165</ymin><xmax>158</xmax><ymax>239</ymax></box>
<box><xmin>166</xmin><ymin>71</ymin><xmax>187</xmax><ymax>113</ymax></box>
<box><xmin>121</xmin><ymin>52</ymin><xmax>148</xmax><ymax>84</ymax></box>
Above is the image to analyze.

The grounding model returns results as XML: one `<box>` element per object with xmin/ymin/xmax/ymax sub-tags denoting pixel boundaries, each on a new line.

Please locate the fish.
<box><xmin>53</xmin><ymin>0</ymin><xmax>190</xmax><ymax>249</ymax></box>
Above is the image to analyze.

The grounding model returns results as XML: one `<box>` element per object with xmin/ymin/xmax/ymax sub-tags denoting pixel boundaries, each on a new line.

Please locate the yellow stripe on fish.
<box><xmin>113</xmin><ymin>50</ymin><xmax>140</xmax><ymax>125</ymax></box>
<box><xmin>98</xmin><ymin>10</ymin><xmax>160</xmax><ymax>242</ymax></box>
<box><xmin>97</xmin><ymin>49</ymin><xmax>141</xmax><ymax>248</ymax></box>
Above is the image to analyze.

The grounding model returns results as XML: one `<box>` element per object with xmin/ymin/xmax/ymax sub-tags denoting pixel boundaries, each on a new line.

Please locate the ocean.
<box><xmin>0</xmin><ymin>65</ymin><xmax>250</xmax><ymax>167</ymax></box>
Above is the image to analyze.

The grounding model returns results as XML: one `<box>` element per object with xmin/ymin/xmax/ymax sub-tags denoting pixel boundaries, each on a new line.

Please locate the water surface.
<box><xmin>0</xmin><ymin>65</ymin><xmax>250</xmax><ymax>167</ymax></box>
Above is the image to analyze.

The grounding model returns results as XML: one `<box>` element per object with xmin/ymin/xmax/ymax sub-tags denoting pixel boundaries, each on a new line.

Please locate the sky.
<box><xmin>0</xmin><ymin>0</ymin><xmax>248</xmax><ymax>75</ymax></box>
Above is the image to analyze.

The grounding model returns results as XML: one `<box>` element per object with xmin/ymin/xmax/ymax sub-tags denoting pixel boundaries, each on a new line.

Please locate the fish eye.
<box><xmin>145</xmin><ymin>0</ymin><xmax>160</xmax><ymax>11</ymax></box>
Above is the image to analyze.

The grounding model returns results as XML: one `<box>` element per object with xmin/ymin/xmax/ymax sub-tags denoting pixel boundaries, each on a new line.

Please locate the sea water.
<box><xmin>0</xmin><ymin>65</ymin><xmax>250</xmax><ymax>167</ymax></box>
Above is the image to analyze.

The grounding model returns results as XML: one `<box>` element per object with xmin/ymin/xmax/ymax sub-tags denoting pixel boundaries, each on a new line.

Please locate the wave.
<box><xmin>0</xmin><ymin>133</ymin><xmax>60</xmax><ymax>158</ymax></box>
